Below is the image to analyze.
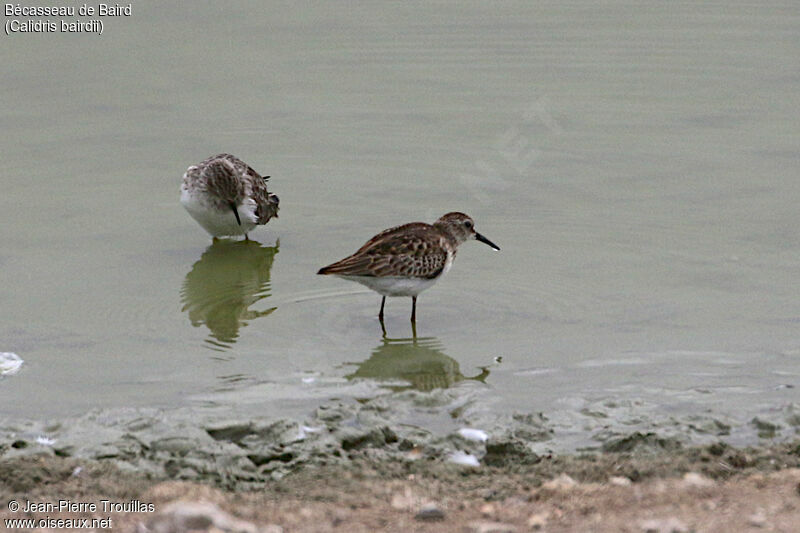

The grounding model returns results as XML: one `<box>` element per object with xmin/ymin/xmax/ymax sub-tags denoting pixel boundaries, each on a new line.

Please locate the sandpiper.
<box><xmin>181</xmin><ymin>153</ymin><xmax>279</xmax><ymax>239</ymax></box>
<box><xmin>317</xmin><ymin>212</ymin><xmax>500</xmax><ymax>324</ymax></box>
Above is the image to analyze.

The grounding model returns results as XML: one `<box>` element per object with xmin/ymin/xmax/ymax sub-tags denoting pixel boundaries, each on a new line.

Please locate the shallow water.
<box><xmin>1</xmin><ymin>1</ymin><xmax>799</xmax><ymax>450</ymax></box>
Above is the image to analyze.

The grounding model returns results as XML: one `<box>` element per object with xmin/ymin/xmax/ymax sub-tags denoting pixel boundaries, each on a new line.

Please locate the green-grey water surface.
<box><xmin>1</xmin><ymin>1</ymin><xmax>799</xmax><ymax>449</ymax></box>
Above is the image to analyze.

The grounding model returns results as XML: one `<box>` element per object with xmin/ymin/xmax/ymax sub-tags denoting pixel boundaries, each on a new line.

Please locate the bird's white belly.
<box><xmin>180</xmin><ymin>187</ymin><xmax>257</xmax><ymax>237</ymax></box>
<box><xmin>339</xmin><ymin>275</ymin><xmax>440</xmax><ymax>297</ymax></box>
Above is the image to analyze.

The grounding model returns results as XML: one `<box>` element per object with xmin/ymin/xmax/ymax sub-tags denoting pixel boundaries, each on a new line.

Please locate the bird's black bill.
<box><xmin>229</xmin><ymin>202</ymin><xmax>242</xmax><ymax>226</ymax></box>
<box><xmin>475</xmin><ymin>232</ymin><xmax>500</xmax><ymax>251</ymax></box>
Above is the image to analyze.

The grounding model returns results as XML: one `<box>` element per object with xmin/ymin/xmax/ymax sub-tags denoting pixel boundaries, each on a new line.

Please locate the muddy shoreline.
<box><xmin>3</xmin><ymin>439</ymin><xmax>800</xmax><ymax>532</ymax></box>
<box><xmin>3</xmin><ymin>387</ymin><xmax>800</xmax><ymax>489</ymax></box>
<box><xmin>3</xmin><ymin>398</ymin><xmax>800</xmax><ymax>530</ymax></box>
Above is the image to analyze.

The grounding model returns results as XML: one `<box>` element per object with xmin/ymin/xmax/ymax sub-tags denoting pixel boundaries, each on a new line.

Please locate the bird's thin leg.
<box><xmin>378</xmin><ymin>296</ymin><xmax>386</xmax><ymax>322</ymax></box>
<box><xmin>244</xmin><ymin>233</ymin><xmax>249</xmax><ymax>241</ymax></box>
<box><xmin>411</xmin><ymin>319</ymin><xmax>417</xmax><ymax>339</ymax></box>
<box><xmin>410</xmin><ymin>296</ymin><xmax>417</xmax><ymax>323</ymax></box>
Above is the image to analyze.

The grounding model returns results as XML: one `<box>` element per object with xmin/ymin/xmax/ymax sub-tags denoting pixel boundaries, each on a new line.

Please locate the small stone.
<box><xmin>391</xmin><ymin>488</ymin><xmax>415</xmax><ymax>510</ymax></box>
<box><xmin>527</xmin><ymin>511</ymin><xmax>549</xmax><ymax>529</ymax></box>
<box><xmin>414</xmin><ymin>503</ymin><xmax>445</xmax><ymax>522</ymax></box>
<box><xmin>747</xmin><ymin>510</ymin><xmax>767</xmax><ymax>528</ymax></box>
<box><xmin>479</xmin><ymin>503</ymin><xmax>495</xmax><ymax>516</ymax></box>
<box><xmin>542</xmin><ymin>473</ymin><xmax>577</xmax><ymax>491</ymax></box>
<box><xmin>458</xmin><ymin>428</ymin><xmax>489</xmax><ymax>442</ymax></box>
<box><xmin>681</xmin><ymin>472</ymin><xmax>715</xmax><ymax>488</ymax></box>
<box><xmin>35</xmin><ymin>435</ymin><xmax>56</xmax><ymax>446</ymax></box>
<box><xmin>448</xmin><ymin>450</ymin><xmax>481</xmax><ymax>467</ymax></box>
<box><xmin>467</xmin><ymin>520</ymin><xmax>517</xmax><ymax>533</ymax></box>
<box><xmin>609</xmin><ymin>476</ymin><xmax>632</xmax><ymax>486</ymax></box>
<box><xmin>140</xmin><ymin>501</ymin><xmax>265</xmax><ymax>533</ymax></box>
<box><xmin>0</xmin><ymin>352</ymin><xmax>23</xmax><ymax>376</ymax></box>
<box><xmin>639</xmin><ymin>517</ymin><xmax>688</xmax><ymax>533</ymax></box>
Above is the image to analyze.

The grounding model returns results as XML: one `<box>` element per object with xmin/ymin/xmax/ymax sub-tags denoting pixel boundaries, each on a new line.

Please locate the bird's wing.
<box><xmin>245</xmin><ymin>166</ymin><xmax>278</xmax><ymax>224</ymax></box>
<box><xmin>319</xmin><ymin>223</ymin><xmax>448</xmax><ymax>279</ymax></box>
<box><xmin>205</xmin><ymin>154</ymin><xmax>277</xmax><ymax>223</ymax></box>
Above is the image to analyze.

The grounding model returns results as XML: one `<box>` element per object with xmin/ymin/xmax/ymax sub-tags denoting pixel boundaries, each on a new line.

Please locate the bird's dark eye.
<box><xmin>464</xmin><ymin>221</ymin><xmax>473</xmax><ymax>229</ymax></box>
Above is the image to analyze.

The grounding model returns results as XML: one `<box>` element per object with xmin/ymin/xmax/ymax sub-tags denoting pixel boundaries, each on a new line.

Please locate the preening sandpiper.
<box><xmin>181</xmin><ymin>153</ymin><xmax>279</xmax><ymax>240</ymax></box>
<box><xmin>317</xmin><ymin>212</ymin><xmax>500</xmax><ymax>325</ymax></box>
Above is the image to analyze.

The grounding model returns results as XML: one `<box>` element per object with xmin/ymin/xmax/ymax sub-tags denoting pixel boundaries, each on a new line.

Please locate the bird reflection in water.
<box><xmin>345</xmin><ymin>336</ymin><xmax>489</xmax><ymax>392</ymax></box>
<box><xmin>181</xmin><ymin>239</ymin><xmax>278</xmax><ymax>350</ymax></box>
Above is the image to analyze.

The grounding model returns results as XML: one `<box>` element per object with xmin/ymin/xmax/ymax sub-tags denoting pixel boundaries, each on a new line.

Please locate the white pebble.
<box><xmin>542</xmin><ymin>473</ymin><xmax>577</xmax><ymax>491</ymax></box>
<box><xmin>0</xmin><ymin>352</ymin><xmax>23</xmax><ymax>376</ymax></box>
<box><xmin>36</xmin><ymin>435</ymin><xmax>56</xmax><ymax>446</ymax></box>
<box><xmin>458</xmin><ymin>428</ymin><xmax>489</xmax><ymax>442</ymax></box>
<box><xmin>295</xmin><ymin>425</ymin><xmax>323</xmax><ymax>440</ymax></box>
<box><xmin>639</xmin><ymin>517</ymin><xmax>688</xmax><ymax>533</ymax></box>
<box><xmin>448</xmin><ymin>451</ymin><xmax>480</xmax><ymax>467</ymax></box>
<box><xmin>682</xmin><ymin>472</ymin><xmax>715</xmax><ymax>488</ymax></box>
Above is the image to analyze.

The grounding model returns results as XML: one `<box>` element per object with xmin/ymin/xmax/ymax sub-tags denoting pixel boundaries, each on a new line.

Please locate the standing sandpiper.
<box><xmin>317</xmin><ymin>212</ymin><xmax>500</xmax><ymax>325</ymax></box>
<box><xmin>181</xmin><ymin>154</ymin><xmax>279</xmax><ymax>240</ymax></box>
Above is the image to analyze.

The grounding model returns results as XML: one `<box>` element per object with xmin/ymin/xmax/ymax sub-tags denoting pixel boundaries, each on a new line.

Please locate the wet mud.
<box><xmin>2</xmin><ymin>387</ymin><xmax>800</xmax><ymax>491</ymax></box>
